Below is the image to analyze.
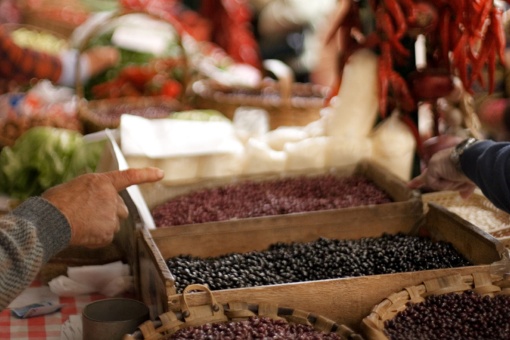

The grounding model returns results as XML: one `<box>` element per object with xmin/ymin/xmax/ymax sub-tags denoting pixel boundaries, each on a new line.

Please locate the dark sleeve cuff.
<box><xmin>460</xmin><ymin>140</ymin><xmax>510</xmax><ymax>213</ymax></box>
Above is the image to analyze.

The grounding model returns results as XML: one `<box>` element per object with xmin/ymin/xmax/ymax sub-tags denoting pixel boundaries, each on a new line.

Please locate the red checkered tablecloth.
<box><xmin>0</xmin><ymin>279</ymin><xmax>107</xmax><ymax>340</ymax></box>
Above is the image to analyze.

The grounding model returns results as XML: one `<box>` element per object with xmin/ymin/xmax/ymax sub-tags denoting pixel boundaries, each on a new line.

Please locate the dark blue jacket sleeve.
<box><xmin>460</xmin><ymin>140</ymin><xmax>510</xmax><ymax>213</ymax></box>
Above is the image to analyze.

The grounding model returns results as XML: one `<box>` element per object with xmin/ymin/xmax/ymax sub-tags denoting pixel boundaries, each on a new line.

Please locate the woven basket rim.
<box><xmin>125</xmin><ymin>284</ymin><xmax>362</xmax><ymax>340</ymax></box>
<box><xmin>78</xmin><ymin>96</ymin><xmax>183</xmax><ymax>132</ymax></box>
<box><xmin>361</xmin><ymin>271</ymin><xmax>510</xmax><ymax>340</ymax></box>
<box><xmin>192</xmin><ymin>78</ymin><xmax>330</xmax><ymax>109</ymax></box>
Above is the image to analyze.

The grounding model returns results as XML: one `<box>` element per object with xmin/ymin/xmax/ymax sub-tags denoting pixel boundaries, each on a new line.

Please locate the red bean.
<box><xmin>152</xmin><ymin>175</ymin><xmax>393</xmax><ymax>227</ymax></box>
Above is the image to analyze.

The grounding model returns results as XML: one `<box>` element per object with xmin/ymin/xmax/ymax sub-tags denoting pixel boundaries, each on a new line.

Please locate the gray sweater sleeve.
<box><xmin>0</xmin><ymin>197</ymin><xmax>71</xmax><ymax>311</ymax></box>
<box><xmin>460</xmin><ymin>140</ymin><xmax>510</xmax><ymax>214</ymax></box>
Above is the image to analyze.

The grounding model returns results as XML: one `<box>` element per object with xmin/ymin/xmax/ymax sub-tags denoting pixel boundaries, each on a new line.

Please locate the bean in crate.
<box><xmin>166</xmin><ymin>233</ymin><xmax>471</xmax><ymax>294</ymax></box>
<box><xmin>151</xmin><ymin>174</ymin><xmax>393</xmax><ymax>227</ymax></box>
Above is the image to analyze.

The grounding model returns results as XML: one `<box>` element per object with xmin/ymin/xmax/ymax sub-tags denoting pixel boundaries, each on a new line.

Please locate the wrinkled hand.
<box><xmin>408</xmin><ymin>147</ymin><xmax>476</xmax><ymax>198</ymax></box>
<box><xmin>42</xmin><ymin>168</ymin><xmax>164</xmax><ymax>248</ymax></box>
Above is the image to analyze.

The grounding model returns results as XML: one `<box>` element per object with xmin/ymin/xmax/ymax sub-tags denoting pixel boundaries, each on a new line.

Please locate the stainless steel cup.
<box><xmin>82</xmin><ymin>298</ymin><xmax>150</xmax><ymax>340</ymax></box>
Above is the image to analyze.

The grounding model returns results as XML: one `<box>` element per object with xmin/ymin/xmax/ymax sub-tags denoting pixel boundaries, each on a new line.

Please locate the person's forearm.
<box><xmin>0</xmin><ymin>197</ymin><xmax>70</xmax><ymax>311</ymax></box>
<box><xmin>460</xmin><ymin>140</ymin><xmax>510</xmax><ymax>213</ymax></box>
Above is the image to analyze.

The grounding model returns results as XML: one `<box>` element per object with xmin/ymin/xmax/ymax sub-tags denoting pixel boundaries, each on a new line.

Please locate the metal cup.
<box><xmin>82</xmin><ymin>298</ymin><xmax>150</xmax><ymax>340</ymax></box>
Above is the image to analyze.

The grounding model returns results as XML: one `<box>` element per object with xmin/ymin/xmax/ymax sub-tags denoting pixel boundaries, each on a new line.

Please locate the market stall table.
<box><xmin>0</xmin><ymin>277</ymin><xmax>113</xmax><ymax>340</ymax></box>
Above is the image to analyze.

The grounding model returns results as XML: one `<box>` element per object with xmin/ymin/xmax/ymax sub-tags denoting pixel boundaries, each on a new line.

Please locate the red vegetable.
<box><xmin>161</xmin><ymin>79</ymin><xmax>182</xmax><ymax>98</ymax></box>
<box><xmin>407</xmin><ymin>69</ymin><xmax>454</xmax><ymax>101</ymax></box>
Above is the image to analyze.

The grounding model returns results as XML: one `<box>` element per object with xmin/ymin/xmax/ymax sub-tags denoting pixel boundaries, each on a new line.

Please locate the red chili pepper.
<box><xmin>471</xmin><ymin>0</ymin><xmax>493</xmax><ymax>39</ymax></box>
<box><xmin>161</xmin><ymin>79</ymin><xmax>182</xmax><ymax>98</ymax></box>
<box><xmin>395</xmin><ymin>0</ymin><xmax>416</xmax><ymax>21</ymax></box>
<box><xmin>469</xmin><ymin>35</ymin><xmax>493</xmax><ymax>89</ymax></box>
<box><xmin>438</xmin><ymin>8</ymin><xmax>451</xmax><ymax>67</ymax></box>
<box><xmin>389</xmin><ymin>70</ymin><xmax>416</xmax><ymax>113</ymax></box>
<box><xmin>376</xmin><ymin>8</ymin><xmax>410</xmax><ymax>58</ymax></box>
<box><xmin>452</xmin><ymin>34</ymin><xmax>469</xmax><ymax>92</ymax></box>
<box><xmin>490</xmin><ymin>7</ymin><xmax>506</xmax><ymax>68</ymax></box>
<box><xmin>382</xmin><ymin>0</ymin><xmax>407</xmax><ymax>39</ymax></box>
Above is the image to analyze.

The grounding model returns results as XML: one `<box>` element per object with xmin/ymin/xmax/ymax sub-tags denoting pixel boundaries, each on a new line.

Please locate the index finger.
<box><xmin>104</xmin><ymin>167</ymin><xmax>164</xmax><ymax>192</ymax></box>
<box><xmin>407</xmin><ymin>172</ymin><xmax>426</xmax><ymax>190</ymax></box>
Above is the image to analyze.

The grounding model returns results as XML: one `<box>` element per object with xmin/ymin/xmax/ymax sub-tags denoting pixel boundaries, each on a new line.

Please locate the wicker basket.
<box><xmin>125</xmin><ymin>284</ymin><xmax>363</xmax><ymax>340</ymax></box>
<box><xmin>75</xmin><ymin>10</ymin><xmax>191</xmax><ymax>132</ymax></box>
<box><xmin>191</xmin><ymin>60</ymin><xmax>331</xmax><ymax>130</ymax></box>
<box><xmin>422</xmin><ymin>191</ymin><xmax>510</xmax><ymax>243</ymax></box>
<box><xmin>78</xmin><ymin>96</ymin><xmax>183</xmax><ymax>133</ymax></box>
<box><xmin>361</xmin><ymin>271</ymin><xmax>510</xmax><ymax>340</ymax></box>
<box><xmin>0</xmin><ymin>23</ymin><xmax>69</xmax><ymax>95</ymax></box>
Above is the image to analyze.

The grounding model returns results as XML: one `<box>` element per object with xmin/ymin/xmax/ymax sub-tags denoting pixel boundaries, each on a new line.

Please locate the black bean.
<box><xmin>166</xmin><ymin>233</ymin><xmax>471</xmax><ymax>294</ymax></box>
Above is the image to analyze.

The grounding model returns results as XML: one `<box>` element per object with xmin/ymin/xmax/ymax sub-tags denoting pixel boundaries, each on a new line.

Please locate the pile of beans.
<box><xmin>166</xmin><ymin>233</ymin><xmax>471</xmax><ymax>293</ymax></box>
<box><xmin>165</xmin><ymin>316</ymin><xmax>342</xmax><ymax>339</ymax></box>
<box><xmin>152</xmin><ymin>175</ymin><xmax>393</xmax><ymax>227</ymax></box>
<box><xmin>384</xmin><ymin>290</ymin><xmax>510</xmax><ymax>339</ymax></box>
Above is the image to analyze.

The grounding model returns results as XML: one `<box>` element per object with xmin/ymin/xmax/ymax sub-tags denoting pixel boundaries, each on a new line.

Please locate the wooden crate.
<box><xmin>423</xmin><ymin>191</ymin><xmax>510</xmax><ymax>247</ymax></box>
<box><xmin>137</xmin><ymin>203</ymin><xmax>506</xmax><ymax>332</ymax></box>
<box><xmin>135</xmin><ymin>160</ymin><xmax>423</xmax><ymax>229</ymax></box>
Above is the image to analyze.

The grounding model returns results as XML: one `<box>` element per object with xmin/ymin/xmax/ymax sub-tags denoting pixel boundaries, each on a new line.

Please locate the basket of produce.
<box><xmin>191</xmin><ymin>59</ymin><xmax>331</xmax><ymax>130</ymax></box>
<box><xmin>75</xmin><ymin>10</ymin><xmax>190</xmax><ymax>131</ymax></box>
<box><xmin>125</xmin><ymin>283</ymin><xmax>363</xmax><ymax>340</ymax></box>
<box><xmin>361</xmin><ymin>270</ymin><xmax>510</xmax><ymax>340</ymax></box>
<box><xmin>0</xmin><ymin>81</ymin><xmax>83</xmax><ymax>148</ymax></box>
<box><xmin>422</xmin><ymin>191</ymin><xmax>510</xmax><ymax>245</ymax></box>
<box><xmin>0</xmin><ymin>23</ymin><xmax>69</xmax><ymax>94</ymax></box>
<box><xmin>2</xmin><ymin>23</ymin><xmax>68</xmax><ymax>55</ymax></box>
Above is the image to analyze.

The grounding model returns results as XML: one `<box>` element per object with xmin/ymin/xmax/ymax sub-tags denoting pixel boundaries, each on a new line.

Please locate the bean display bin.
<box><xmin>136</xmin><ymin>199</ymin><xmax>506</xmax><ymax>332</ymax></box>
<box><xmin>135</xmin><ymin>160</ymin><xmax>422</xmax><ymax>228</ymax></box>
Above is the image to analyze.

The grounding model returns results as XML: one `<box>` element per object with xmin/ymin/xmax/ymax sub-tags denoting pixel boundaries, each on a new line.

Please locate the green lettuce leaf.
<box><xmin>0</xmin><ymin>127</ymin><xmax>104</xmax><ymax>200</ymax></box>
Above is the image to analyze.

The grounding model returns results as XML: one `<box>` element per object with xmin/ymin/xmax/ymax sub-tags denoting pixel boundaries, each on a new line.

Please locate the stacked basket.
<box><xmin>75</xmin><ymin>10</ymin><xmax>189</xmax><ymax>133</ymax></box>
<box><xmin>191</xmin><ymin>59</ymin><xmax>331</xmax><ymax>130</ymax></box>
<box><xmin>361</xmin><ymin>271</ymin><xmax>510</xmax><ymax>339</ymax></box>
<box><xmin>125</xmin><ymin>284</ymin><xmax>363</xmax><ymax>340</ymax></box>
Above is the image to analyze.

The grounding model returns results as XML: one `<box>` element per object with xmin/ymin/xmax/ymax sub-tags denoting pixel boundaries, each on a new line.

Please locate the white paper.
<box><xmin>60</xmin><ymin>315</ymin><xmax>82</xmax><ymax>340</ymax></box>
<box><xmin>49</xmin><ymin>261</ymin><xmax>132</xmax><ymax>297</ymax></box>
<box><xmin>112</xmin><ymin>26</ymin><xmax>171</xmax><ymax>56</ymax></box>
<box><xmin>120</xmin><ymin>115</ymin><xmax>244</xmax><ymax>158</ymax></box>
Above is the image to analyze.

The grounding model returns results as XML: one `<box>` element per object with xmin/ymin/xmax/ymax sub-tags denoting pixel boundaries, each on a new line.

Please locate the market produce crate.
<box><xmin>126</xmin><ymin>284</ymin><xmax>363</xmax><ymax>339</ymax></box>
<box><xmin>137</xmin><ymin>160</ymin><xmax>422</xmax><ymax>229</ymax></box>
<box><xmin>361</xmin><ymin>270</ymin><xmax>510</xmax><ymax>339</ymax></box>
<box><xmin>423</xmin><ymin>191</ymin><xmax>510</xmax><ymax>247</ymax></box>
<box><xmin>137</xmin><ymin>203</ymin><xmax>506</xmax><ymax>332</ymax></box>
